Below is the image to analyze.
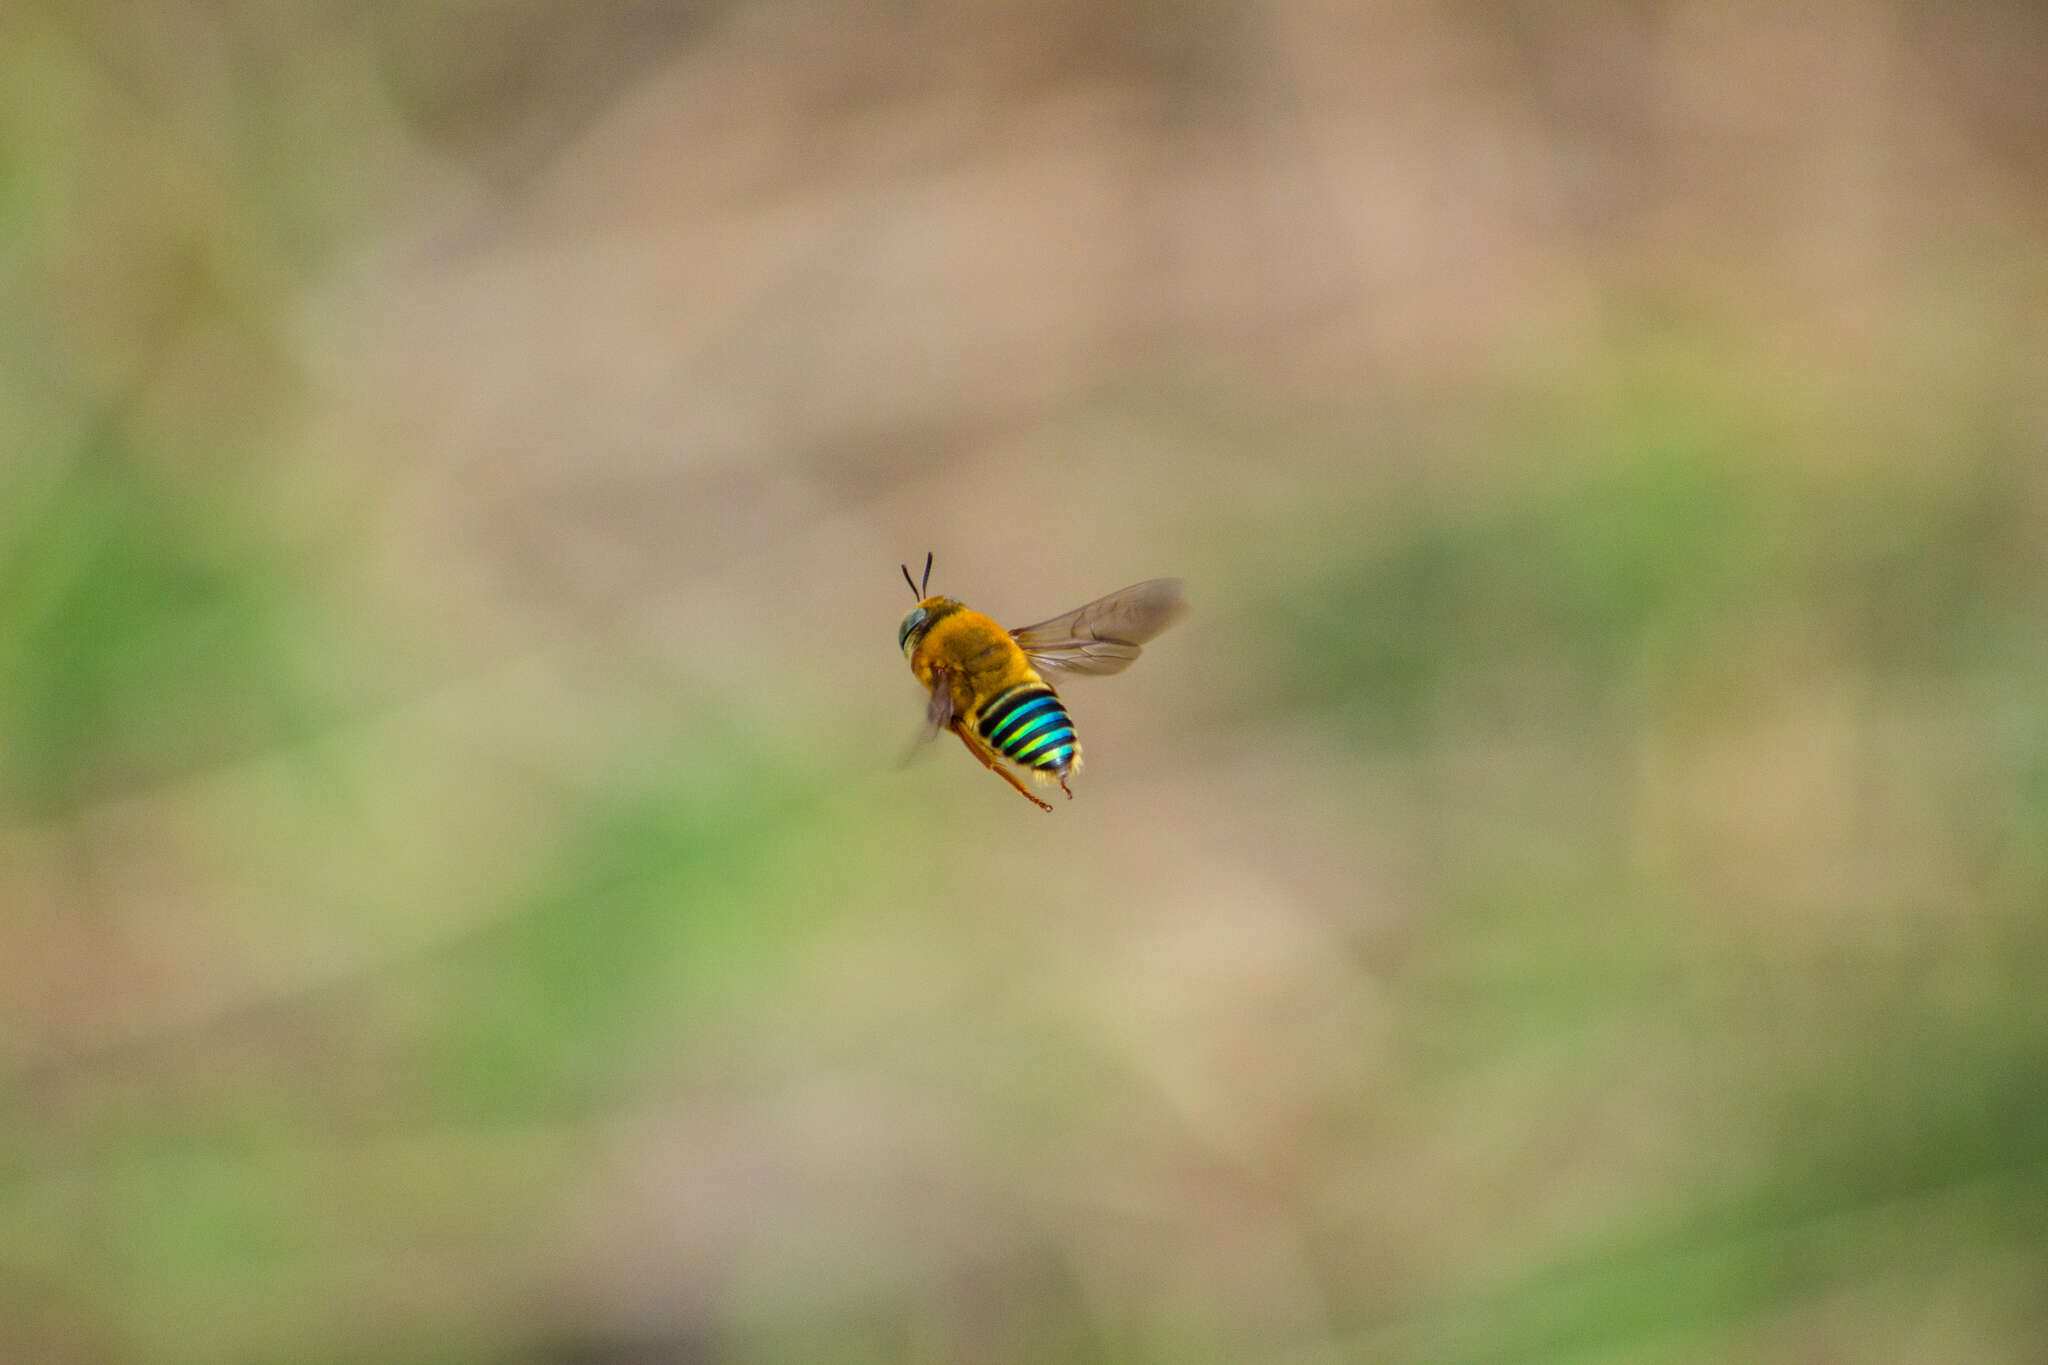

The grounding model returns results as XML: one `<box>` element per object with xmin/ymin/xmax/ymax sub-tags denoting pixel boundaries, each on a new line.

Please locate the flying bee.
<box><xmin>897</xmin><ymin>553</ymin><xmax>1187</xmax><ymax>811</ymax></box>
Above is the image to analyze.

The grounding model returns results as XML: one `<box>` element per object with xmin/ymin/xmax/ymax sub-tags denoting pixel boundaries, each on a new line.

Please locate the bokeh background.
<box><xmin>6</xmin><ymin>2</ymin><xmax>2048</xmax><ymax>1361</ymax></box>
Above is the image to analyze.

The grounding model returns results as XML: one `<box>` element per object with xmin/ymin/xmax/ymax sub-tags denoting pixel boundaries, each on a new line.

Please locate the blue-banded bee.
<box><xmin>898</xmin><ymin>554</ymin><xmax>1187</xmax><ymax>811</ymax></box>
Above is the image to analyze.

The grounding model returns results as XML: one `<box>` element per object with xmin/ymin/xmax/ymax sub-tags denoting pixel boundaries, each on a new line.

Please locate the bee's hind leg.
<box><xmin>1056</xmin><ymin>772</ymin><xmax>1074</xmax><ymax>800</ymax></box>
<box><xmin>952</xmin><ymin>725</ymin><xmax>1053</xmax><ymax>812</ymax></box>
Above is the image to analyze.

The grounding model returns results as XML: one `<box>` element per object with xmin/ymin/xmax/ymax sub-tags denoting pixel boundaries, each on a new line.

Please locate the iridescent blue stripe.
<box><xmin>1008</xmin><ymin>713</ymin><xmax>1072</xmax><ymax>757</ymax></box>
<box><xmin>976</xmin><ymin>686</ymin><xmax>1045</xmax><ymax>741</ymax></box>
<box><xmin>995</xmin><ymin>706</ymin><xmax>1066</xmax><ymax>755</ymax></box>
<box><xmin>1031</xmin><ymin>743</ymin><xmax>1077</xmax><ymax>771</ymax></box>
<box><xmin>976</xmin><ymin>684</ymin><xmax>1078</xmax><ymax>773</ymax></box>
<box><xmin>988</xmin><ymin>695</ymin><xmax>1062</xmax><ymax>748</ymax></box>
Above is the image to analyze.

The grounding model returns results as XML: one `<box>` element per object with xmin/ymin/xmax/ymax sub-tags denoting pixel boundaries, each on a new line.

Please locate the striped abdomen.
<box><xmin>976</xmin><ymin>683</ymin><xmax>1079</xmax><ymax>777</ymax></box>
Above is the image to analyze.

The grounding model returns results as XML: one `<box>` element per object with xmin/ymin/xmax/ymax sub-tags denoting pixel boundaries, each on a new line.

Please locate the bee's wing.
<box><xmin>1010</xmin><ymin>578</ymin><xmax>1188</xmax><ymax>678</ymax></box>
<box><xmin>900</xmin><ymin>668</ymin><xmax>958</xmax><ymax>767</ymax></box>
<box><xmin>923</xmin><ymin>668</ymin><xmax>957</xmax><ymax>738</ymax></box>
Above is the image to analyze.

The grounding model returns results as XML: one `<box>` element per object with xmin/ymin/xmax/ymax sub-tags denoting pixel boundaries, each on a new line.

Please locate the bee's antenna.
<box><xmin>901</xmin><ymin>562</ymin><xmax>920</xmax><ymax>600</ymax></box>
<box><xmin>921</xmin><ymin>551</ymin><xmax>933</xmax><ymax>596</ymax></box>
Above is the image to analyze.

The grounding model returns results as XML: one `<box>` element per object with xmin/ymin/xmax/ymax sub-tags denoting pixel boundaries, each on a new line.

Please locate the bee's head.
<box><xmin>898</xmin><ymin>552</ymin><xmax>939</xmax><ymax>657</ymax></box>
<box><xmin>896</xmin><ymin>605</ymin><xmax>926</xmax><ymax>654</ymax></box>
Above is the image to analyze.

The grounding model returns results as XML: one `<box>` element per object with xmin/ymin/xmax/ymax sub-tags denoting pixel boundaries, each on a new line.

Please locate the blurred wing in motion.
<box><xmin>899</xmin><ymin>666</ymin><xmax>958</xmax><ymax>767</ymax></box>
<box><xmin>923</xmin><ymin>666</ymin><xmax>957</xmax><ymax>738</ymax></box>
<box><xmin>1011</xmin><ymin>578</ymin><xmax>1188</xmax><ymax>678</ymax></box>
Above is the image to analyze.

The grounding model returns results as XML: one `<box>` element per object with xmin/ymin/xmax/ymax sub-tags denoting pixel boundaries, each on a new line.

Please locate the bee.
<box><xmin>897</xmin><ymin>553</ymin><xmax>1188</xmax><ymax>811</ymax></box>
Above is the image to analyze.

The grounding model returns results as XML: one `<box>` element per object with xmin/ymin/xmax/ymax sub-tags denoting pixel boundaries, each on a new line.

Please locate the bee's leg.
<box><xmin>952</xmin><ymin>725</ymin><xmax>1053</xmax><ymax>812</ymax></box>
<box><xmin>1056</xmin><ymin>772</ymin><xmax>1074</xmax><ymax>800</ymax></box>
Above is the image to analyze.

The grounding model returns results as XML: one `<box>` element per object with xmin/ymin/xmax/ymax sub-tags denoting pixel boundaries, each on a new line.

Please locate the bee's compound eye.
<box><xmin>898</xmin><ymin>607</ymin><xmax>928</xmax><ymax>652</ymax></box>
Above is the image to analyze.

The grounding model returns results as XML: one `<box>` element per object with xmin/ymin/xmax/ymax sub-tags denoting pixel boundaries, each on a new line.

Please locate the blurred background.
<box><xmin>5</xmin><ymin>1</ymin><xmax>2047</xmax><ymax>1361</ymax></box>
